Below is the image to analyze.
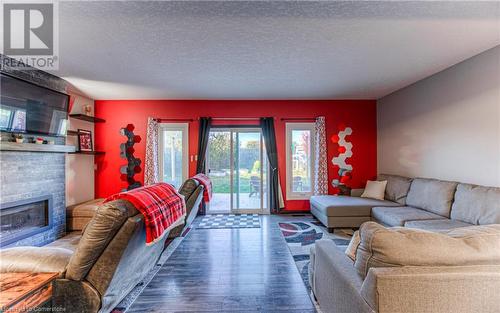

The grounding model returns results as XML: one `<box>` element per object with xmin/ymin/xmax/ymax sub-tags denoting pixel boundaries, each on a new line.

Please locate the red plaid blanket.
<box><xmin>193</xmin><ymin>173</ymin><xmax>212</xmax><ymax>202</ymax></box>
<box><xmin>104</xmin><ymin>183</ymin><xmax>186</xmax><ymax>245</ymax></box>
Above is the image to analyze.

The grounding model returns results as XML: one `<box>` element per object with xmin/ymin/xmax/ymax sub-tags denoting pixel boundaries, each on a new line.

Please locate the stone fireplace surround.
<box><xmin>0</xmin><ymin>152</ymin><xmax>66</xmax><ymax>247</ymax></box>
<box><xmin>0</xmin><ymin>54</ymin><xmax>71</xmax><ymax>247</ymax></box>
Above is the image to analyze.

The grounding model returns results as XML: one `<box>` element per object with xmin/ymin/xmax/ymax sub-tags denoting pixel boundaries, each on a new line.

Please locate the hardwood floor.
<box><xmin>128</xmin><ymin>215</ymin><xmax>317</xmax><ymax>313</ymax></box>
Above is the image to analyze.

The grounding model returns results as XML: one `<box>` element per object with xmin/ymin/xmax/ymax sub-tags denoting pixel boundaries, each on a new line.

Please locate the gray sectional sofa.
<box><xmin>310</xmin><ymin>174</ymin><xmax>500</xmax><ymax>232</ymax></box>
<box><xmin>310</xmin><ymin>223</ymin><xmax>500</xmax><ymax>313</ymax></box>
<box><xmin>309</xmin><ymin>174</ymin><xmax>500</xmax><ymax>313</ymax></box>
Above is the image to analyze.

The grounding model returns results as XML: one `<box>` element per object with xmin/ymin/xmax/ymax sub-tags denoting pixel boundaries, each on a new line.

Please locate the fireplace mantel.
<box><xmin>0</xmin><ymin>142</ymin><xmax>76</xmax><ymax>153</ymax></box>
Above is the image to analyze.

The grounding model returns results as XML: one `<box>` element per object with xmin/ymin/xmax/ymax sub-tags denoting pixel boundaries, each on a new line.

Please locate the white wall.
<box><xmin>65</xmin><ymin>95</ymin><xmax>96</xmax><ymax>206</ymax></box>
<box><xmin>377</xmin><ymin>46</ymin><xmax>500</xmax><ymax>187</ymax></box>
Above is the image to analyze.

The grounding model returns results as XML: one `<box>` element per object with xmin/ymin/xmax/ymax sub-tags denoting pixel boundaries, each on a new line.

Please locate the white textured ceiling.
<box><xmin>55</xmin><ymin>1</ymin><xmax>500</xmax><ymax>100</ymax></box>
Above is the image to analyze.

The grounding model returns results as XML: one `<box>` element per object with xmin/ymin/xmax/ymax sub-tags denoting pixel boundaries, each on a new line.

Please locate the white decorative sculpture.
<box><xmin>332</xmin><ymin>127</ymin><xmax>353</xmax><ymax>170</ymax></box>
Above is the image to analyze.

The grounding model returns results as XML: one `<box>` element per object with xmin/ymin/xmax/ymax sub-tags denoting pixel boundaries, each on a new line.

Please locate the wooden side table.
<box><xmin>0</xmin><ymin>272</ymin><xmax>58</xmax><ymax>313</ymax></box>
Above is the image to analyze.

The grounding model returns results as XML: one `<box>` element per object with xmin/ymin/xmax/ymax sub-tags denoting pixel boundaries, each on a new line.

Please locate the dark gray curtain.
<box><xmin>196</xmin><ymin>117</ymin><xmax>211</xmax><ymax>215</ymax></box>
<box><xmin>261</xmin><ymin>117</ymin><xmax>281</xmax><ymax>214</ymax></box>
<box><xmin>196</xmin><ymin>117</ymin><xmax>211</xmax><ymax>174</ymax></box>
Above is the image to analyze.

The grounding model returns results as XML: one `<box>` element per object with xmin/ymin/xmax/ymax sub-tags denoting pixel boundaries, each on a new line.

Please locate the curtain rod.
<box><xmin>211</xmin><ymin>117</ymin><xmax>262</xmax><ymax>121</ymax></box>
<box><xmin>154</xmin><ymin>118</ymin><xmax>194</xmax><ymax>122</ymax></box>
<box><xmin>280</xmin><ymin>117</ymin><xmax>317</xmax><ymax>121</ymax></box>
<box><xmin>155</xmin><ymin>117</ymin><xmax>307</xmax><ymax>122</ymax></box>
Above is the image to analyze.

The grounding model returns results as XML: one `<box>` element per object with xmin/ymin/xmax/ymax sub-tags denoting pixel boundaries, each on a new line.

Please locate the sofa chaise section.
<box><xmin>310</xmin><ymin>195</ymin><xmax>399</xmax><ymax>231</ymax></box>
<box><xmin>310</xmin><ymin>174</ymin><xmax>411</xmax><ymax>230</ymax></box>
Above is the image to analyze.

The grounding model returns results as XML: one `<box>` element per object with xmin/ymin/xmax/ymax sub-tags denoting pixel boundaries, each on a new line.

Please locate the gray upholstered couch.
<box><xmin>310</xmin><ymin>174</ymin><xmax>500</xmax><ymax>231</ymax></box>
<box><xmin>310</xmin><ymin>223</ymin><xmax>500</xmax><ymax>313</ymax></box>
<box><xmin>310</xmin><ymin>175</ymin><xmax>500</xmax><ymax>313</ymax></box>
<box><xmin>0</xmin><ymin>179</ymin><xmax>204</xmax><ymax>313</ymax></box>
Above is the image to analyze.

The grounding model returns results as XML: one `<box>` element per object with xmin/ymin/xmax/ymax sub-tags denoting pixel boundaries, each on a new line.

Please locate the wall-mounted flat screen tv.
<box><xmin>0</xmin><ymin>73</ymin><xmax>69</xmax><ymax>137</ymax></box>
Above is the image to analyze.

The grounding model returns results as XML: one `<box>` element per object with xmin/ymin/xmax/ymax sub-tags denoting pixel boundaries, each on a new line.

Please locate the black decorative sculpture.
<box><xmin>331</xmin><ymin>167</ymin><xmax>352</xmax><ymax>196</ymax></box>
<box><xmin>119</xmin><ymin>124</ymin><xmax>142</xmax><ymax>191</ymax></box>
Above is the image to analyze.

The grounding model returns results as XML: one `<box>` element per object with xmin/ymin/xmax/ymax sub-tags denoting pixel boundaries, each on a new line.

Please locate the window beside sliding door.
<box><xmin>158</xmin><ymin>123</ymin><xmax>189</xmax><ymax>188</ymax></box>
<box><xmin>285</xmin><ymin>123</ymin><xmax>315</xmax><ymax>200</ymax></box>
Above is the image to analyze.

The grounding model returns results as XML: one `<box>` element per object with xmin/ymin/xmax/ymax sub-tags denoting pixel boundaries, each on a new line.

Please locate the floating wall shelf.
<box><xmin>66</xmin><ymin>130</ymin><xmax>84</xmax><ymax>136</ymax></box>
<box><xmin>70</xmin><ymin>151</ymin><xmax>105</xmax><ymax>155</ymax></box>
<box><xmin>69</xmin><ymin>114</ymin><xmax>106</xmax><ymax>123</ymax></box>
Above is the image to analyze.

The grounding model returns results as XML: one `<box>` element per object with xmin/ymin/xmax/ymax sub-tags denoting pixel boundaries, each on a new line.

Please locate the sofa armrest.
<box><xmin>361</xmin><ymin>265</ymin><xmax>500</xmax><ymax>313</ymax></box>
<box><xmin>313</xmin><ymin>240</ymin><xmax>375</xmax><ymax>313</ymax></box>
<box><xmin>0</xmin><ymin>246</ymin><xmax>73</xmax><ymax>275</ymax></box>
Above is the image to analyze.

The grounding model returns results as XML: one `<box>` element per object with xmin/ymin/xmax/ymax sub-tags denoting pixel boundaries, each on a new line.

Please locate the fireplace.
<box><xmin>0</xmin><ymin>195</ymin><xmax>53</xmax><ymax>247</ymax></box>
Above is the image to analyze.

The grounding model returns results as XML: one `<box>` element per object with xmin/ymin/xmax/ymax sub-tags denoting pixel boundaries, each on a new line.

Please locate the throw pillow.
<box><xmin>345</xmin><ymin>230</ymin><xmax>360</xmax><ymax>261</ymax></box>
<box><xmin>361</xmin><ymin>180</ymin><xmax>387</xmax><ymax>200</ymax></box>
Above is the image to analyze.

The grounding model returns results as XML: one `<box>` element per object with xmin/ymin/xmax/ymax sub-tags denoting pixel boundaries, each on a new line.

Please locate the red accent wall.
<box><xmin>94</xmin><ymin>100</ymin><xmax>377</xmax><ymax>211</ymax></box>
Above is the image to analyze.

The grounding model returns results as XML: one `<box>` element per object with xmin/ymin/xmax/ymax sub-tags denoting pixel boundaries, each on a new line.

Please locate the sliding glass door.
<box><xmin>207</xmin><ymin>128</ymin><xmax>268</xmax><ymax>214</ymax></box>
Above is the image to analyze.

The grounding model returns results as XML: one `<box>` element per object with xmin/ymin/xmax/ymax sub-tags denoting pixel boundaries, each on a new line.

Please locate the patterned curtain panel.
<box><xmin>314</xmin><ymin>116</ymin><xmax>328</xmax><ymax>195</ymax></box>
<box><xmin>144</xmin><ymin>117</ymin><xmax>160</xmax><ymax>186</ymax></box>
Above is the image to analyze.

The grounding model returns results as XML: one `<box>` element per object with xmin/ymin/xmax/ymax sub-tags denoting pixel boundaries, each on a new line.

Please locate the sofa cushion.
<box><xmin>46</xmin><ymin>232</ymin><xmax>82</xmax><ymax>252</ymax></box>
<box><xmin>310</xmin><ymin>195</ymin><xmax>399</xmax><ymax>217</ymax></box>
<box><xmin>378</xmin><ymin>174</ymin><xmax>413</xmax><ymax>205</ymax></box>
<box><xmin>451</xmin><ymin>183</ymin><xmax>500</xmax><ymax>225</ymax></box>
<box><xmin>65</xmin><ymin>199</ymin><xmax>138</xmax><ymax>281</ymax></box>
<box><xmin>354</xmin><ymin>222</ymin><xmax>500</xmax><ymax>278</ymax></box>
<box><xmin>404</xmin><ymin>219</ymin><xmax>472</xmax><ymax>231</ymax></box>
<box><xmin>0</xmin><ymin>247</ymin><xmax>73</xmax><ymax>275</ymax></box>
<box><xmin>372</xmin><ymin>206</ymin><xmax>445</xmax><ymax>227</ymax></box>
<box><xmin>406</xmin><ymin>178</ymin><xmax>458</xmax><ymax>217</ymax></box>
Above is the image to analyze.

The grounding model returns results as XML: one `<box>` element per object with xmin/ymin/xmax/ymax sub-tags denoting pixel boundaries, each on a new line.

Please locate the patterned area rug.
<box><xmin>278</xmin><ymin>220</ymin><xmax>353</xmax><ymax>292</ymax></box>
<box><xmin>197</xmin><ymin>214</ymin><xmax>261</xmax><ymax>229</ymax></box>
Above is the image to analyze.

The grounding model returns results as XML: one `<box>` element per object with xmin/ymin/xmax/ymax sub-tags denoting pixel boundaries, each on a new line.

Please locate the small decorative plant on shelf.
<box><xmin>13</xmin><ymin>133</ymin><xmax>24</xmax><ymax>143</ymax></box>
<box><xmin>119</xmin><ymin>124</ymin><xmax>142</xmax><ymax>191</ymax></box>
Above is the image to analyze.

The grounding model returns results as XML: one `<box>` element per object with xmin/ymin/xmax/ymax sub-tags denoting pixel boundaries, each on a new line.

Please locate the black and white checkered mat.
<box><xmin>197</xmin><ymin>214</ymin><xmax>261</xmax><ymax>229</ymax></box>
